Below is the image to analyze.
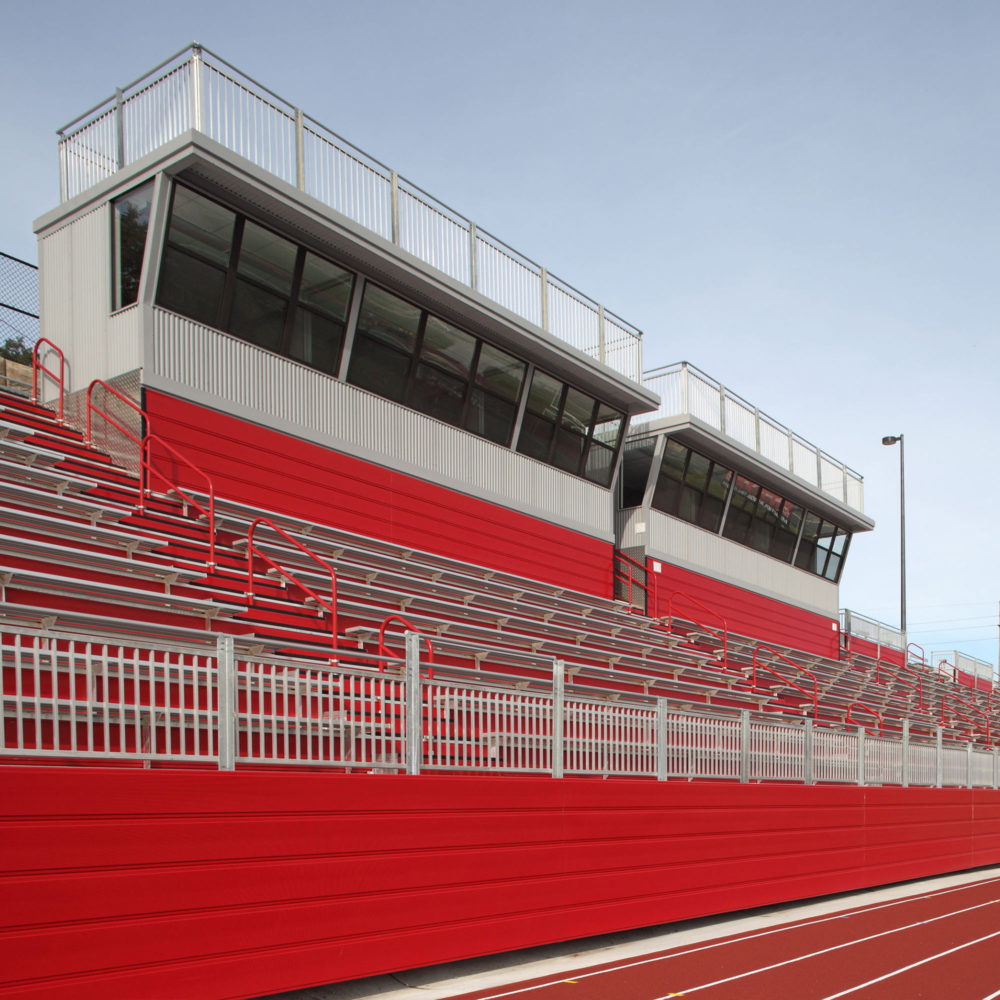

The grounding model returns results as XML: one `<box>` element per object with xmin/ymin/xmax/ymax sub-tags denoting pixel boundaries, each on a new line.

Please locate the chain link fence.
<box><xmin>0</xmin><ymin>252</ymin><xmax>39</xmax><ymax>368</ymax></box>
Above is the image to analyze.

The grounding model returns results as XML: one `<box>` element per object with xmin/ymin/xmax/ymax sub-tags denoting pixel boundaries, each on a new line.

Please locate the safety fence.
<box><xmin>56</xmin><ymin>45</ymin><xmax>643</xmax><ymax>382</ymax></box>
<box><xmin>640</xmin><ymin>362</ymin><xmax>865</xmax><ymax>514</ymax></box>
<box><xmin>2</xmin><ymin>626</ymin><xmax>997</xmax><ymax>787</ymax></box>
<box><xmin>0</xmin><ymin>253</ymin><xmax>39</xmax><ymax>376</ymax></box>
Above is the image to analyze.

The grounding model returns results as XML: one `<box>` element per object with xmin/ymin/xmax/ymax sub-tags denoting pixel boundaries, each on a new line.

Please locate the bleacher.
<box><xmin>0</xmin><ymin>370</ymin><xmax>996</xmax><ymax>779</ymax></box>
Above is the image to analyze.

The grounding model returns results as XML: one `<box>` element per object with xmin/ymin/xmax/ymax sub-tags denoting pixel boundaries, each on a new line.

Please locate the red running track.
<box><xmin>448</xmin><ymin>874</ymin><xmax>1000</xmax><ymax>1000</ymax></box>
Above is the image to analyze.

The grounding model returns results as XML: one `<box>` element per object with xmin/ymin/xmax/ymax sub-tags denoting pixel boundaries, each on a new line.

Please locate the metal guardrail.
<box><xmin>841</xmin><ymin>609</ymin><xmax>905</xmax><ymax>652</ymax></box>
<box><xmin>3</xmin><ymin>625</ymin><xmax>998</xmax><ymax>789</ymax></box>
<box><xmin>55</xmin><ymin>44</ymin><xmax>643</xmax><ymax>383</ymax></box>
<box><xmin>933</xmin><ymin>651</ymin><xmax>995</xmax><ymax>684</ymax></box>
<box><xmin>639</xmin><ymin>362</ymin><xmax>865</xmax><ymax>514</ymax></box>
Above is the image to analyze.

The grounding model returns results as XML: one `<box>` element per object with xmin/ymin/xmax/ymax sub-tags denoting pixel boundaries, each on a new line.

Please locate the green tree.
<box><xmin>0</xmin><ymin>334</ymin><xmax>33</xmax><ymax>366</ymax></box>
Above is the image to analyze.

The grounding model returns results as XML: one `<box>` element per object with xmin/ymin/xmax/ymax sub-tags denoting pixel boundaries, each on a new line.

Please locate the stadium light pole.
<box><xmin>881</xmin><ymin>434</ymin><xmax>906</xmax><ymax>648</ymax></box>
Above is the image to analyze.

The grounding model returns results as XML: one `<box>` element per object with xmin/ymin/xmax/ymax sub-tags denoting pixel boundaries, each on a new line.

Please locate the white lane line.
<box><xmin>462</xmin><ymin>875</ymin><xmax>1000</xmax><ymax>1000</ymax></box>
<box><xmin>650</xmin><ymin>896</ymin><xmax>1000</xmax><ymax>1000</ymax></box>
<box><xmin>819</xmin><ymin>927</ymin><xmax>1000</xmax><ymax>999</ymax></box>
<box><xmin>980</xmin><ymin>989</ymin><xmax>1000</xmax><ymax>1000</ymax></box>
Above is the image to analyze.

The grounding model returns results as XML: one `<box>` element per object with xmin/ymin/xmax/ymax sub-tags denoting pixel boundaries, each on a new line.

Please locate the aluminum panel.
<box><xmin>150</xmin><ymin>310</ymin><xmax>612</xmax><ymax>539</ymax></box>
<box><xmin>625</xmin><ymin>508</ymin><xmax>838</xmax><ymax>616</ymax></box>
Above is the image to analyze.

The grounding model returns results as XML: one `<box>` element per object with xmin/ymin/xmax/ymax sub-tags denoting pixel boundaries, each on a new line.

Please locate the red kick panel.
<box><xmin>144</xmin><ymin>389</ymin><xmax>613</xmax><ymax>598</ymax></box>
<box><xmin>2</xmin><ymin>767</ymin><xmax>1000</xmax><ymax>1000</ymax></box>
<box><xmin>649</xmin><ymin>558</ymin><xmax>842</xmax><ymax>659</ymax></box>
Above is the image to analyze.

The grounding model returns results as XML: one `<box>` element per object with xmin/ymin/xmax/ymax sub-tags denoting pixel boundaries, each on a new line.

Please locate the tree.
<box><xmin>0</xmin><ymin>334</ymin><xmax>33</xmax><ymax>366</ymax></box>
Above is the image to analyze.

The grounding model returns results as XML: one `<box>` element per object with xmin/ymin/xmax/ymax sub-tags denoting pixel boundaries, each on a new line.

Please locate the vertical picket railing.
<box><xmin>56</xmin><ymin>45</ymin><xmax>643</xmax><ymax>381</ymax></box>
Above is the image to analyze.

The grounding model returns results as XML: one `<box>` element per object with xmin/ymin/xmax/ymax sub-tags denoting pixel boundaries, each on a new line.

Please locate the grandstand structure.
<box><xmin>2</xmin><ymin>44</ymin><xmax>999</xmax><ymax>1000</ymax></box>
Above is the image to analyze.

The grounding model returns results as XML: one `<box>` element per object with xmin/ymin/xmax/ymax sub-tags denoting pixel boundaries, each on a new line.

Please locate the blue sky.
<box><xmin>3</xmin><ymin>0</ymin><xmax>998</xmax><ymax>665</ymax></box>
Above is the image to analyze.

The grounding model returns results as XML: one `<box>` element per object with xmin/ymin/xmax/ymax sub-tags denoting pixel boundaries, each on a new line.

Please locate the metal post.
<box><xmin>295</xmin><ymin>109</ymin><xmax>305</xmax><ymax>190</ymax></box>
<box><xmin>857</xmin><ymin>727</ymin><xmax>865</xmax><ymax>787</ymax></box>
<box><xmin>681</xmin><ymin>363</ymin><xmax>689</xmax><ymax>417</ymax></box>
<box><xmin>901</xmin><ymin>718</ymin><xmax>909</xmax><ymax>787</ymax></box>
<box><xmin>552</xmin><ymin>659</ymin><xmax>565</xmax><ymax>779</ymax></box>
<box><xmin>540</xmin><ymin>267</ymin><xmax>549</xmax><ymax>331</ymax></box>
<box><xmin>390</xmin><ymin>171</ymin><xmax>400</xmax><ymax>246</ymax></box>
<box><xmin>469</xmin><ymin>221</ymin><xmax>478</xmax><ymax>291</ymax></box>
<box><xmin>190</xmin><ymin>44</ymin><xmax>204</xmax><ymax>133</ymax></box>
<box><xmin>216</xmin><ymin>636</ymin><xmax>236</xmax><ymax>771</ymax></box>
<box><xmin>656</xmin><ymin>699</ymin><xmax>668</xmax><ymax>781</ymax></box>
<box><xmin>598</xmin><ymin>305</ymin><xmax>607</xmax><ymax>365</ymax></box>
<box><xmin>787</xmin><ymin>430</ymin><xmax>794</xmax><ymax>474</ymax></box>
<box><xmin>804</xmin><ymin>720</ymin><xmax>813</xmax><ymax>785</ymax></box>
<box><xmin>740</xmin><ymin>710</ymin><xmax>750</xmax><ymax>783</ymax></box>
<box><xmin>754</xmin><ymin>408</ymin><xmax>762</xmax><ymax>452</ymax></box>
<box><xmin>405</xmin><ymin>632</ymin><xmax>421</xmax><ymax>775</ymax></box>
<box><xmin>935</xmin><ymin>726</ymin><xmax>943</xmax><ymax>788</ymax></box>
<box><xmin>115</xmin><ymin>89</ymin><xmax>125</xmax><ymax>170</ymax></box>
<box><xmin>719</xmin><ymin>384</ymin><xmax>726</xmax><ymax>436</ymax></box>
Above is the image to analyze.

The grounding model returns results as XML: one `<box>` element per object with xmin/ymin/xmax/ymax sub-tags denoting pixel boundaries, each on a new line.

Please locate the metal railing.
<box><xmin>665</xmin><ymin>591</ymin><xmax>728</xmax><ymax>668</ymax></box>
<box><xmin>32</xmin><ymin>338</ymin><xmax>65</xmax><ymax>422</ymax></box>
<box><xmin>841</xmin><ymin>609</ymin><xmax>905</xmax><ymax>652</ymax></box>
<box><xmin>56</xmin><ymin>44</ymin><xmax>643</xmax><ymax>382</ymax></box>
<box><xmin>0</xmin><ymin>252</ymin><xmax>39</xmax><ymax>358</ymax></box>
<box><xmin>639</xmin><ymin>362</ymin><xmax>865</xmax><ymax>514</ymax></box>
<box><xmin>5</xmin><ymin>624</ymin><xmax>999</xmax><ymax>789</ymax></box>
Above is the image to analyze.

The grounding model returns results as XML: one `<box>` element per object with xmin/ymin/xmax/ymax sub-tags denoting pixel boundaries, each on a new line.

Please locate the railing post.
<box><xmin>804</xmin><ymin>719</ymin><xmax>813</xmax><ymax>785</ymax></box>
<box><xmin>469</xmin><ymin>221</ymin><xmax>478</xmax><ymax>291</ymax></box>
<box><xmin>681</xmin><ymin>363</ymin><xmax>689</xmax><ymax>417</ymax></box>
<box><xmin>816</xmin><ymin>449</ymin><xmax>823</xmax><ymax>490</ymax></box>
<box><xmin>740</xmin><ymin>710</ymin><xmax>750</xmax><ymax>783</ymax></box>
<box><xmin>598</xmin><ymin>305</ymin><xmax>607</xmax><ymax>365</ymax></box>
<box><xmin>718</xmin><ymin>383</ymin><xmax>726</xmax><ymax>436</ymax></box>
<box><xmin>935</xmin><ymin>726</ymin><xmax>943</xmax><ymax>788</ymax></box>
<box><xmin>295</xmin><ymin>109</ymin><xmax>305</xmax><ymax>190</ymax></box>
<box><xmin>216</xmin><ymin>635</ymin><xmax>236</xmax><ymax>771</ymax></box>
<box><xmin>901</xmin><ymin>718</ymin><xmax>909</xmax><ymax>787</ymax></box>
<box><xmin>552</xmin><ymin>658</ymin><xmax>564</xmax><ymax>779</ymax></box>
<box><xmin>114</xmin><ymin>88</ymin><xmax>125</xmax><ymax>170</ymax></box>
<box><xmin>540</xmin><ymin>267</ymin><xmax>549</xmax><ymax>331</ymax></box>
<box><xmin>857</xmin><ymin>727</ymin><xmax>865</xmax><ymax>787</ymax></box>
<box><xmin>390</xmin><ymin>170</ymin><xmax>400</xmax><ymax>245</ymax></box>
<box><xmin>656</xmin><ymin>698</ymin><xmax>668</xmax><ymax>781</ymax></box>
<box><xmin>405</xmin><ymin>631</ymin><xmax>421</xmax><ymax>775</ymax></box>
<box><xmin>787</xmin><ymin>429</ymin><xmax>794</xmax><ymax>473</ymax></box>
<box><xmin>190</xmin><ymin>44</ymin><xmax>204</xmax><ymax>133</ymax></box>
<box><xmin>754</xmin><ymin>407</ymin><xmax>761</xmax><ymax>452</ymax></box>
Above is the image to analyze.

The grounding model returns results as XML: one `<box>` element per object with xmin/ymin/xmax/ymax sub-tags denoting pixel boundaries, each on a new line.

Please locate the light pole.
<box><xmin>881</xmin><ymin>434</ymin><xmax>906</xmax><ymax>647</ymax></box>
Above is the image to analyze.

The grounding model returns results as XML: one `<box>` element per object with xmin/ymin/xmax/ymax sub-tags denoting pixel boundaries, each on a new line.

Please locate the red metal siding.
<box><xmin>2</xmin><ymin>766</ymin><xmax>999</xmax><ymax>1000</ymax></box>
<box><xmin>143</xmin><ymin>390</ymin><xmax>613</xmax><ymax>598</ymax></box>
<box><xmin>649</xmin><ymin>559</ymin><xmax>841</xmax><ymax>659</ymax></box>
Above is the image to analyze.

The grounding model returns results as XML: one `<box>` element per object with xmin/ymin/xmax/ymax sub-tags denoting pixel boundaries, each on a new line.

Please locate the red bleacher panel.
<box><xmin>649</xmin><ymin>559</ymin><xmax>841</xmax><ymax>659</ymax></box>
<box><xmin>144</xmin><ymin>389</ymin><xmax>614</xmax><ymax>598</ymax></box>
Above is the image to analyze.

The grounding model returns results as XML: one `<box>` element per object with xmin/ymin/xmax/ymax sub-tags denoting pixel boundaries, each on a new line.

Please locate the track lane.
<box><xmin>448</xmin><ymin>874</ymin><xmax>1000</xmax><ymax>1000</ymax></box>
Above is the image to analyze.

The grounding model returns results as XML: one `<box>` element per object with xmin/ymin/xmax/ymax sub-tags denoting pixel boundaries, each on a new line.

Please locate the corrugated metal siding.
<box><xmin>1</xmin><ymin>766</ymin><xmax>997</xmax><ymax>1000</ymax></box>
<box><xmin>144</xmin><ymin>390</ymin><xmax>614</xmax><ymax>596</ymax></box>
<box><xmin>640</xmin><ymin>509</ymin><xmax>839</xmax><ymax>616</ymax></box>
<box><xmin>38</xmin><ymin>205</ymin><xmax>111</xmax><ymax>393</ymax></box>
<box><xmin>151</xmin><ymin>309</ymin><xmax>611</xmax><ymax>539</ymax></box>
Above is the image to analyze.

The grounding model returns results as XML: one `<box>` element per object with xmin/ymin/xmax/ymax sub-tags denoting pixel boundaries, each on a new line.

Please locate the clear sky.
<box><xmin>3</xmin><ymin>0</ymin><xmax>998</xmax><ymax>665</ymax></box>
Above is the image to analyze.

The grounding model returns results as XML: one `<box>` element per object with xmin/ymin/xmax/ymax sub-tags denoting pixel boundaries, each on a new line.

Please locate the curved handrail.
<box><xmin>752</xmin><ymin>645</ymin><xmax>818</xmax><ymax>718</ymax></box>
<box><xmin>86</xmin><ymin>378</ymin><xmax>145</xmax><ymax>447</ymax></box>
<box><xmin>875</xmin><ymin>659</ymin><xmax>924</xmax><ymax>711</ymax></box>
<box><xmin>846</xmin><ymin>701</ymin><xmax>884</xmax><ymax>736</ymax></box>
<box><xmin>31</xmin><ymin>338</ymin><xmax>65</xmax><ymax>422</ymax></box>
<box><xmin>613</xmin><ymin>550</ymin><xmax>655</xmax><ymax>615</ymax></box>
<box><xmin>246</xmin><ymin>517</ymin><xmax>337</xmax><ymax>648</ymax></box>
<box><xmin>940</xmin><ymin>691</ymin><xmax>990</xmax><ymax>745</ymax></box>
<box><xmin>665</xmin><ymin>590</ymin><xmax>728</xmax><ymax>668</ymax></box>
<box><xmin>906</xmin><ymin>642</ymin><xmax>926</xmax><ymax>668</ymax></box>
<box><xmin>378</xmin><ymin>614</ymin><xmax>435</xmax><ymax>678</ymax></box>
<box><xmin>143</xmin><ymin>434</ymin><xmax>216</xmax><ymax>570</ymax></box>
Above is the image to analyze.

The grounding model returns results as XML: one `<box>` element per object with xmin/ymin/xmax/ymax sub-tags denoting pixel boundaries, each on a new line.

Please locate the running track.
<box><xmin>446</xmin><ymin>874</ymin><xmax>1000</xmax><ymax>1000</ymax></box>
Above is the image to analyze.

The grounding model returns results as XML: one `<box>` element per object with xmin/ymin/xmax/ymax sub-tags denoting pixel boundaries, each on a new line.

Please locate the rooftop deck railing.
<box><xmin>638</xmin><ymin>362</ymin><xmax>865</xmax><ymax>513</ymax></box>
<box><xmin>56</xmin><ymin>44</ymin><xmax>643</xmax><ymax>383</ymax></box>
<box><xmin>3</xmin><ymin>624</ymin><xmax>997</xmax><ymax>789</ymax></box>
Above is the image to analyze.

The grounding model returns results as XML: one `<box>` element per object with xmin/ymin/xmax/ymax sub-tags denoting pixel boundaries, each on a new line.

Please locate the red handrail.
<box><xmin>875</xmin><ymin>659</ymin><xmax>924</xmax><ymax>711</ymax></box>
<box><xmin>846</xmin><ymin>700</ymin><xmax>884</xmax><ymax>736</ymax></box>
<box><xmin>31</xmin><ymin>338</ymin><xmax>65</xmax><ymax>422</ymax></box>
<box><xmin>246</xmin><ymin>517</ymin><xmax>337</xmax><ymax>649</ymax></box>
<box><xmin>752</xmin><ymin>645</ymin><xmax>819</xmax><ymax>718</ymax></box>
<box><xmin>613</xmin><ymin>550</ymin><xmax>656</xmax><ymax>614</ymax></box>
<box><xmin>906</xmin><ymin>642</ymin><xmax>926</xmax><ymax>667</ymax></box>
<box><xmin>142</xmin><ymin>434</ymin><xmax>216</xmax><ymax>570</ymax></box>
<box><xmin>940</xmin><ymin>691</ymin><xmax>990</xmax><ymax>745</ymax></box>
<box><xmin>86</xmin><ymin>379</ymin><xmax>145</xmax><ymax>447</ymax></box>
<box><xmin>665</xmin><ymin>590</ymin><xmax>728</xmax><ymax>668</ymax></box>
<box><xmin>378</xmin><ymin>614</ymin><xmax>435</xmax><ymax>678</ymax></box>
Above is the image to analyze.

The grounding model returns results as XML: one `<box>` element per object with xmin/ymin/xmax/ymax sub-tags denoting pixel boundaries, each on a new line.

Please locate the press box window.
<box><xmin>112</xmin><ymin>181</ymin><xmax>154</xmax><ymax>310</ymax></box>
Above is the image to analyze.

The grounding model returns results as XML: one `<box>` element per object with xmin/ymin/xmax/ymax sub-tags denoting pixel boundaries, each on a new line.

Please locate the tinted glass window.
<box><xmin>112</xmin><ymin>181</ymin><xmax>153</xmax><ymax>310</ymax></box>
<box><xmin>298</xmin><ymin>253</ymin><xmax>353</xmax><ymax>320</ymax></box>
<box><xmin>237</xmin><ymin>221</ymin><xmax>296</xmax><ymax>296</ymax></box>
<box><xmin>476</xmin><ymin>344</ymin><xmax>525</xmax><ymax>402</ymax></box>
<box><xmin>620</xmin><ymin>438</ymin><xmax>655</xmax><ymax>507</ymax></box>
<box><xmin>166</xmin><ymin>187</ymin><xmax>235</xmax><ymax>268</ymax></box>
